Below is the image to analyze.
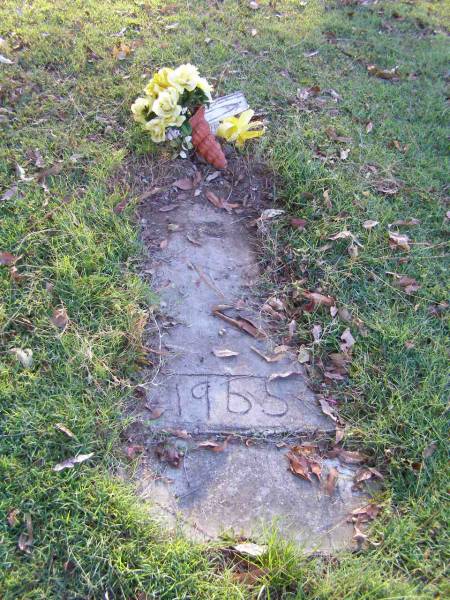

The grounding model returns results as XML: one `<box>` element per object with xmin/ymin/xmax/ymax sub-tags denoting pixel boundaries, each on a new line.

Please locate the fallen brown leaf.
<box><xmin>363</xmin><ymin>220</ymin><xmax>379</xmax><ymax>230</ymax></box>
<box><xmin>318</xmin><ymin>397</ymin><xmax>338</xmax><ymax>422</ymax></box>
<box><xmin>212</xmin><ymin>348</ymin><xmax>239</xmax><ymax>358</ymax></box>
<box><xmin>18</xmin><ymin>513</ymin><xmax>33</xmax><ymax>554</ymax></box>
<box><xmin>53</xmin><ymin>452</ymin><xmax>94</xmax><ymax>471</ymax></box>
<box><xmin>36</xmin><ymin>161</ymin><xmax>63</xmax><ymax>183</ymax></box>
<box><xmin>159</xmin><ymin>204</ymin><xmax>179</xmax><ymax>212</ymax></box>
<box><xmin>125</xmin><ymin>445</ymin><xmax>144</xmax><ymax>459</ymax></box>
<box><xmin>268</xmin><ymin>370</ymin><xmax>298</xmax><ymax>382</ymax></box>
<box><xmin>50</xmin><ymin>307</ymin><xmax>69</xmax><ymax>330</ymax></box>
<box><xmin>375</xmin><ymin>179</ymin><xmax>402</xmax><ymax>195</ymax></box>
<box><xmin>290</xmin><ymin>217</ymin><xmax>307</xmax><ymax>230</ymax></box>
<box><xmin>113</xmin><ymin>197</ymin><xmax>131</xmax><ymax>214</ymax></box>
<box><xmin>1</xmin><ymin>184</ymin><xmax>18</xmax><ymax>203</ymax></box>
<box><xmin>197</xmin><ymin>436</ymin><xmax>230</xmax><ymax>452</ymax></box>
<box><xmin>155</xmin><ymin>443</ymin><xmax>183</xmax><ymax>467</ymax></box>
<box><xmin>323</xmin><ymin>189</ymin><xmax>332</xmax><ymax>209</ymax></box>
<box><xmin>393</xmin><ymin>275</ymin><xmax>420</xmax><ymax>295</ymax></box>
<box><xmin>391</xmin><ymin>218</ymin><xmax>420</xmax><ymax>227</ymax></box>
<box><xmin>112</xmin><ymin>42</ymin><xmax>131</xmax><ymax>60</ymax></box>
<box><xmin>297</xmin><ymin>345</ymin><xmax>310</xmax><ymax>364</ymax></box>
<box><xmin>173</xmin><ymin>177</ymin><xmax>193</xmax><ymax>190</ymax></box>
<box><xmin>144</xmin><ymin>404</ymin><xmax>165</xmax><ymax>419</ymax></box>
<box><xmin>367</xmin><ymin>64</ymin><xmax>399</xmax><ymax>80</ymax></box>
<box><xmin>251</xmin><ymin>346</ymin><xmax>285</xmax><ymax>362</ymax></box>
<box><xmin>0</xmin><ymin>251</ymin><xmax>19</xmax><ymax>266</ymax></box>
<box><xmin>7</xmin><ymin>508</ymin><xmax>20</xmax><ymax>527</ymax></box>
<box><xmin>326</xmin><ymin>467</ymin><xmax>339</xmax><ymax>495</ymax></box>
<box><xmin>354</xmin><ymin>467</ymin><xmax>384</xmax><ymax>483</ymax></box>
<box><xmin>312</xmin><ymin>324</ymin><xmax>322</xmax><ymax>342</ymax></box>
<box><xmin>55</xmin><ymin>423</ymin><xmax>75</xmax><ymax>438</ymax></box>
<box><xmin>139</xmin><ymin>187</ymin><xmax>164</xmax><ymax>201</ymax></box>
<box><xmin>423</xmin><ymin>441</ymin><xmax>437</xmax><ymax>459</ymax></box>
<box><xmin>302</xmin><ymin>291</ymin><xmax>335</xmax><ymax>310</ymax></box>
<box><xmin>187</xmin><ymin>234</ymin><xmax>202</xmax><ymax>246</ymax></box>
<box><xmin>340</xmin><ymin>328</ymin><xmax>356</xmax><ymax>352</ymax></box>
<box><xmin>388</xmin><ymin>231</ymin><xmax>411</xmax><ymax>252</ymax></box>
<box><xmin>326</xmin><ymin>127</ymin><xmax>352</xmax><ymax>143</ymax></box>
<box><xmin>205</xmin><ymin>190</ymin><xmax>238</xmax><ymax>213</ymax></box>
<box><xmin>287</xmin><ymin>451</ymin><xmax>311</xmax><ymax>480</ymax></box>
<box><xmin>212</xmin><ymin>308</ymin><xmax>266</xmax><ymax>339</ymax></box>
<box><xmin>166</xmin><ymin>428</ymin><xmax>190</xmax><ymax>439</ymax></box>
<box><xmin>351</xmin><ymin>503</ymin><xmax>381</xmax><ymax>522</ymax></box>
<box><xmin>338</xmin><ymin>449</ymin><xmax>367</xmax><ymax>465</ymax></box>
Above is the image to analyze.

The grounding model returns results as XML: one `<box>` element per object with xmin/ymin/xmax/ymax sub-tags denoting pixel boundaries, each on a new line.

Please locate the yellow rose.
<box><xmin>144</xmin><ymin>67</ymin><xmax>174</xmax><ymax>99</ymax></box>
<box><xmin>152</xmin><ymin>87</ymin><xmax>182</xmax><ymax>119</ymax></box>
<box><xmin>196</xmin><ymin>76</ymin><xmax>213</xmax><ymax>101</ymax></box>
<box><xmin>164</xmin><ymin>113</ymin><xmax>186</xmax><ymax>128</ymax></box>
<box><xmin>168</xmin><ymin>63</ymin><xmax>200</xmax><ymax>92</ymax></box>
<box><xmin>154</xmin><ymin>67</ymin><xmax>173</xmax><ymax>88</ymax></box>
<box><xmin>131</xmin><ymin>97</ymin><xmax>152</xmax><ymax>124</ymax></box>
<box><xmin>144</xmin><ymin>117</ymin><xmax>166</xmax><ymax>143</ymax></box>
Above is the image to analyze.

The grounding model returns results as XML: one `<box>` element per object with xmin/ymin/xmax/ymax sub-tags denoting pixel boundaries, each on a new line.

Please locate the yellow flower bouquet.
<box><xmin>132</xmin><ymin>64</ymin><xmax>264</xmax><ymax>169</ymax></box>
<box><xmin>131</xmin><ymin>63</ymin><xmax>213</xmax><ymax>144</ymax></box>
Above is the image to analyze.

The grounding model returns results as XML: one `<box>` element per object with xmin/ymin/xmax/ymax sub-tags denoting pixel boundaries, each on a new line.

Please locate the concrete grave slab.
<box><xmin>133</xmin><ymin>158</ymin><xmax>370</xmax><ymax>551</ymax></box>
<box><xmin>140</xmin><ymin>200</ymin><xmax>331</xmax><ymax>434</ymax></box>
<box><xmin>138</xmin><ymin>443</ymin><xmax>366</xmax><ymax>552</ymax></box>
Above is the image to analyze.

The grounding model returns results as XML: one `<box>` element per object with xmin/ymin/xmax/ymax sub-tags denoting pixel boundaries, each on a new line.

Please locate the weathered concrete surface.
<box><xmin>137</xmin><ymin>443</ymin><xmax>365</xmax><ymax>551</ymax></box>
<box><xmin>140</xmin><ymin>199</ymin><xmax>330</xmax><ymax>434</ymax></box>
<box><xmin>134</xmin><ymin>168</ymin><xmax>368</xmax><ymax>550</ymax></box>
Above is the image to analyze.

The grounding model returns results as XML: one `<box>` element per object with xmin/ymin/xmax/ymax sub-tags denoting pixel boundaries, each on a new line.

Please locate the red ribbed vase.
<box><xmin>189</xmin><ymin>106</ymin><xmax>227</xmax><ymax>170</ymax></box>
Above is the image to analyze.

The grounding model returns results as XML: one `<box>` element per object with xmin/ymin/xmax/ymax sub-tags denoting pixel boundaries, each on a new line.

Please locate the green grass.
<box><xmin>0</xmin><ymin>1</ymin><xmax>448</xmax><ymax>598</ymax></box>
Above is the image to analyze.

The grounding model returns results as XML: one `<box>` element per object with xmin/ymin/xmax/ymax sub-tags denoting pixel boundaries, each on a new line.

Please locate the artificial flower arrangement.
<box><xmin>131</xmin><ymin>63</ymin><xmax>264</xmax><ymax>169</ymax></box>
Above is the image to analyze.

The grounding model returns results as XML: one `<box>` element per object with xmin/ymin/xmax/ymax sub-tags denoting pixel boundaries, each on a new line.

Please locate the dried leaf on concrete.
<box><xmin>251</xmin><ymin>346</ymin><xmax>285</xmax><ymax>362</ymax></box>
<box><xmin>212</xmin><ymin>308</ymin><xmax>266</xmax><ymax>339</ymax></box>
<box><xmin>197</xmin><ymin>436</ymin><xmax>230</xmax><ymax>452</ymax></box>
<box><xmin>354</xmin><ymin>467</ymin><xmax>384</xmax><ymax>484</ymax></box>
<box><xmin>155</xmin><ymin>443</ymin><xmax>183</xmax><ymax>467</ymax></box>
<box><xmin>268</xmin><ymin>371</ymin><xmax>298</xmax><ymax>382</ymax></box>
<box><xmin>287</xmin><ymin>451</ymin><xmax>311</xmax><ymax>480</ymax></box>
<box><xmin>213</xmin><ymin>348</ymin><xmax>239</xmax><ymax>358</ymax></box>
<box><xmin>144</xmin><ymin>404</ymin><xmax>165</xmax><ymax>419</ymax></box>
<box><xmin>325</xmin><ymin>467</ymin><xmax>339</xmax><ymax>495</ymax></box>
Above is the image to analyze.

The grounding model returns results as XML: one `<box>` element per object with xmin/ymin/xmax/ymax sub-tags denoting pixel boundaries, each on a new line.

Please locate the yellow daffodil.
<box><xmin>196</xmin><ymin>76</ymin><xmax>213</xmax><ymax>101</ymax></box>
<box><xmin>144</xmin><ymin>67</ymin><xmax>174</xmax><ymax>99</ymax></box>
<box><xmin>168</xmin><ymin>63</ymin><xmax>200</xmax><ymax>92</ymax></box>
<box><xmin>144</xmin><ymin>117</ymin><xmax>166</xmax><ymax>143</ymax></box>
<box><xmin>152</xmin><ymin>87</ymin><xmax>182</xmax><ymax>120</ymax></box>
<box><xmin>131</xmin><ymin>97</ymin><xmax>152</xmax><ymax>124</ymax></box>
<box><xmin>217</xmin><ymin>109</ymin><xmax>264</xmax><ymax>148</ymax></box>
